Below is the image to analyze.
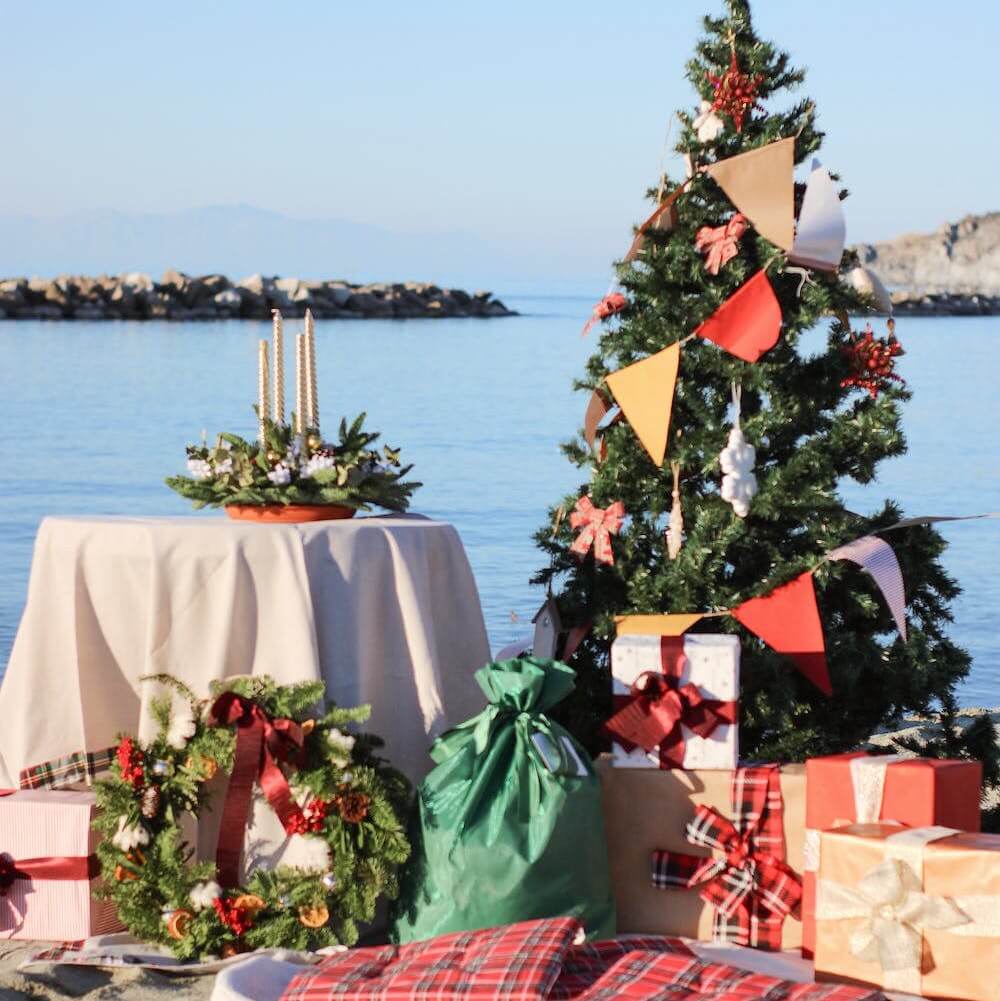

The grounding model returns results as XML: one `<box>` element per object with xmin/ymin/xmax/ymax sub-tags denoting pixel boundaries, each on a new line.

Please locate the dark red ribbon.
<box><xmin>604</xmin><ymin>637</ymin><xmax>737</xmax><ymax>767</ymax></box>
<box><xmin>0</xmin><ymin>851</ymin><xmax>99</xmax><ymax>896</ymax></box>
<box><xmin>207</xmin><ymin>692</ymin><xmax>307</xmax><ymax>888</ymax></box>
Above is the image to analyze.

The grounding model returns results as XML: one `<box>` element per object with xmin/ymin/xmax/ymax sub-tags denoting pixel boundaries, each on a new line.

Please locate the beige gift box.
<box><xmin>814</xmin><ymin>822</ymin><xmax>1000</xmax><ymax>1000</ymax></box>
<box><xmin>596</xmin><ymin>757</ymin><xmax>804</xmax><ymax>949</ymax></box>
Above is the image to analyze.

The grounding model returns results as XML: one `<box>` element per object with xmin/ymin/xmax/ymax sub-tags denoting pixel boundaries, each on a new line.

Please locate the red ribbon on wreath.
<box><xmin>603</xmin><ymin>639</ymin><xmax>738</xmax><ymax>768</ymax></box>
<box><xmin>569</xmin><ymin>495</ymin><xmax>625</xmax><ymax>566</ymax></box>
<box><xmin>207</xmin><ymin>692</ymin><xmax>308</xmax><ymax>888</ymax></box>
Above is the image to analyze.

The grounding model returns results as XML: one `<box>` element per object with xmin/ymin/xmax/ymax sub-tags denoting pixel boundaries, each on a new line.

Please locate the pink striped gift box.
<box><xmin>0</xmin><ymin>789</ymin><xmax>120</xmax><ymax>941</ymax></box>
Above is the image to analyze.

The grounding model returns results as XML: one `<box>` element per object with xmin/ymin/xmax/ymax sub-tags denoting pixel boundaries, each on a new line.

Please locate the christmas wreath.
<box><xmin>94</xmin><ymin>676</ymin><xmax>411</xmax><ymax>960</ymax></box>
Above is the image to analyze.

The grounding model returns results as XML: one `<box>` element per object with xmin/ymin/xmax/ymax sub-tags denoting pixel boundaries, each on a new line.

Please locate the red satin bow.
<box><xmin>694</xmin><ymin>213</ymin><xmax>747</xmax><ymax>276</ymax></box>
<box><xmin>207</xmin><ymin>692</ymin><xmax>308</xmax><ymax>888</ymax></box>
<box><xmin>581</xmin><ymin>292</ymin><xmax>627</xmax><ymax>337</ymax></box>
<box><xmin>569</xmin><ymin>496</ymin><xmax>625</xmax><ymax>566</ymax></box>
<box><xmin>604</xmin><ymin>672</ymin><xmax>736</xmax><ymax>768</ymax></box>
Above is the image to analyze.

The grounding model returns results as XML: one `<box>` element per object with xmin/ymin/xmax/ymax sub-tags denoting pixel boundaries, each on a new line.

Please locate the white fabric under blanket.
<box><xmin>0</xmin><ymin>514</ymin><xmax>490</xmax><ymax>787</ymax></box>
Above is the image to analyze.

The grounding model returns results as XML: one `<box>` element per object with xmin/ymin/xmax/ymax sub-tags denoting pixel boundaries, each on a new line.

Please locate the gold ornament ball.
<box><xmin>266</xmin><ymin>450</ymin><xmax>281</xmax><ymax>463</ymax></box>
<box><xmin>306</xmin><ymin>434</ymin><xmax>322</xmax><ymax>450</ymax></box>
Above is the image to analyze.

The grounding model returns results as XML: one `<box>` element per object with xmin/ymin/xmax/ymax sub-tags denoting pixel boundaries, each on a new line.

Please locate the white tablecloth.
<box><xmin>0</xmin><ymin>514</ymin><xmax>491</xmax><ymax>788</ymax></box>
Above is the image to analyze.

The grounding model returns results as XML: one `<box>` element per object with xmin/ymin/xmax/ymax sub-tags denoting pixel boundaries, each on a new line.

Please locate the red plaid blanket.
<box><xmin>281</xmin><ymin>918</ymin><xmax>884</xmax><ymax>1001</ymax></box>
<box><xmin>651</xmin><ymin>766</ymin><xmax>802</xmax><ymax>950</ymax></box>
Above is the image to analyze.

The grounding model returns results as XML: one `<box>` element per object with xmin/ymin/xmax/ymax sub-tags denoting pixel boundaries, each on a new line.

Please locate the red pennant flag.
<box><xmin>732</xmin><ymin>570</ymin><xmax>831</xmax><ymax>695</ymax></box>
<box><xmin>694</xmin><ymin>270</ymin><xmax>781</xmax><ymax>363</ymax></box>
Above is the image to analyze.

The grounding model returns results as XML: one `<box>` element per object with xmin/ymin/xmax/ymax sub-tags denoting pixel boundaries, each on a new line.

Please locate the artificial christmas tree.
<box><xmin>535</xmin><ymin>0</ymin><xmax>998</xmax><ymax>787</ymax></box>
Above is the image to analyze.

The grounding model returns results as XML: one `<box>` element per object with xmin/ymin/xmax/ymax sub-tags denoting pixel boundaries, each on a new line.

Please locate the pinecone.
<box><xmin>336</xmin><ymin>789</ymin><xmax>370</xmax><ymax>824</ymax></box>
<box><xmin>141</xmin><ymin>785</ymin><xmax>162</xmax><ymax>819</ymax></box>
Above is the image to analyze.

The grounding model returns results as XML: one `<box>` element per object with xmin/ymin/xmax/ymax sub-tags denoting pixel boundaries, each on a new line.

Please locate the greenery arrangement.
<box><xmin>94</xmin><ymin>675</ymin><xmax>411</xmax><ymax>960</ymax></box>
<box><xmin>166</xmin><ymin>411</ymin><xmax>419</xmax><ymax>512</ymax></box>
<box><xmin>535</xmin><ymin>0</ymin><xmax>998</xmax><ymax>805</ymax></box>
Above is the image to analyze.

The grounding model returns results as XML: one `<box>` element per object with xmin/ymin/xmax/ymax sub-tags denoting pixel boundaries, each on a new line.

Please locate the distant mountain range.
<box><xmin>857</xmin><ymin>212</ymin><xmax>1000</xmax><ymax>296</ymax></box>
<box><xmin>0</xmin><ymin>205</ymin><xmax>545</xmax><ymax>290</ymax></box>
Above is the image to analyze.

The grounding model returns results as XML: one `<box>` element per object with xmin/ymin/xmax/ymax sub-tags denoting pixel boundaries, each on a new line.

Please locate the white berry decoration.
<box><xmin>719</xmin><ymin>385</ymin><xmax>757</xmax><ymax>519</ymax></box>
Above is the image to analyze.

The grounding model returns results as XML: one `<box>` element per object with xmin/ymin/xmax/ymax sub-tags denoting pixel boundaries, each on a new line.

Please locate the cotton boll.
<box><xmin>189</xmin><ymin>880</ymin><xmax>222</xmax><ymax>911</ymax></box>
<box><xmin>112</xmin><ymin>818</ymin><xmax>150</xmax><ymax>852</ymax></box>
<box><xmin>719</xmin><ymin>426</ymin><xmax>757</xmax><ymax>519</ymax></box>
<box><xmin>693</xmin><ymin>100</ymin><xmax>725</xmax><ymax>143</ymax></box>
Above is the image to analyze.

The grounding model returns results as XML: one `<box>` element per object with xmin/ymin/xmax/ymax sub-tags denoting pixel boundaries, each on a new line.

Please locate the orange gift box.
<box><xmin>801</xmin><ymin>753</ymin><xmax>981</xmax><ymax>957</ymax></box>
<box><xmin>814</xmin><ymin>822</ymin><xmax>1000</xmax><ymax>1000</ymax></box>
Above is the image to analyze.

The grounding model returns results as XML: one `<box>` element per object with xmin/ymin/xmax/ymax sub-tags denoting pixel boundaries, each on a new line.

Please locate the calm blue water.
<box><xmin>1</xmin><ymin>299</ymin><xmax>998</xmax><ymax>706</ymax></box>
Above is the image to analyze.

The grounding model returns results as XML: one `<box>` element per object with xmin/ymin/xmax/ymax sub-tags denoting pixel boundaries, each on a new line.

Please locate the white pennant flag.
<box><xmin>828</xmin><ymin>535</ymin><xmax>907</xmax><ymax>642</ymax></box>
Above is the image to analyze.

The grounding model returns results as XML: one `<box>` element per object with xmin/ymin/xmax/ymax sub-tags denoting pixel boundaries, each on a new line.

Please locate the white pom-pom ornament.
<box><xmin>719</xmin><ymin>385</ymin><xmax>757</xmax><ymax>519</ymax></box>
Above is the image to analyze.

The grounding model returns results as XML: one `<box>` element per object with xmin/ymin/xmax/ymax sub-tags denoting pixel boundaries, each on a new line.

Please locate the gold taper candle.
<box><xmin>271</xmin><ymin>309</ymin><xmax>285</xmax><ymax>425</ymax></box>
<box><xmin>257</xmin><ymin>339</ymin><xmax>270</xmax><ymax>444</ymax></box>
<box><xmin>295</xmin><ymin>333</ymin><xmax>306</xmax><ymax>435</ymax></box>
<box><xmin>304</xmin><ymin>308</ymin><xmax>319</xmax><ymax>432</ymax></box>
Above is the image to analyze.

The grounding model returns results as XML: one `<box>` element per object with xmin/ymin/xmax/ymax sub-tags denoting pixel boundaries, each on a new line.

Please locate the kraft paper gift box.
<box><xmin>801</xmin><ymin>753</ymin><xmax>981</xmax><ymax>958</ymax></box>
<box><xmin>814</xmin><ymin>823</ymin><xmax>1000</xmax><ymax>1000</ymax></box>
<box><xmin>609</xmin><ymin>632</ymin><xmax>739</xmax><ymax>770</ymax></box>
<box><xmin>597</xmin><ymin>757</ymin><xmax>805</xmax><ymax>950</ymax></box>
<box><xmin>0</xmin><ymin>789</ymin><xmax>120</xmax><ymax>941</ymax></box>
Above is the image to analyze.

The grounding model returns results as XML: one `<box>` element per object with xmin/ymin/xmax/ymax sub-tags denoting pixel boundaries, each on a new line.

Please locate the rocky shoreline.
<box><xmin>889</xmin><ymin>291</ymin><xmax>1000</xmax><ymax>316</ymax></box>
<box><xmin>0</xmin><ymin>272</ymin><xmax>515</xmax><ymax>321</ymax></box>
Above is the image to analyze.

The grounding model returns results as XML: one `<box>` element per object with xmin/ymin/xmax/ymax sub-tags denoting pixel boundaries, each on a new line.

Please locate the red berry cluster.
<box><xmin>841</xmin><ymin>323</ymin><xmax>905</xmax><ymax>399</ymax></box>
<box><xmin>212</xmin><ymin>896</ymin><xmax>256</xmax><ymax>936</ymax></box>
<box><xmin>287</xmin><ymin>798</ymin><xmax>331</xmax><ymax>835</ymax></box>
<box><xmin>706</xmin><ymin>51</ymin><xmax>764</xmax><ymax>133</ymax></box>
<box><xmin>116</xmin><ymin>736</ymin><xmax>145</xmax><ymax>791</ymax></box>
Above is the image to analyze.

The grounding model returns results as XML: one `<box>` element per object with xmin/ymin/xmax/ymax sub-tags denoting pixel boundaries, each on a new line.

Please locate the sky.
<box><xmin>4</xmin><ymin>1</ymin><xmax>999</xmax><ymax>281</ymax></box>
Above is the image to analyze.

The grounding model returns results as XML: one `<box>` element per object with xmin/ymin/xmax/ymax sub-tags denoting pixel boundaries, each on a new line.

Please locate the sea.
<box><xmin>1</xmin><ymin>296</ymin><xmax>998</xmax><ymax>706</ymax></box>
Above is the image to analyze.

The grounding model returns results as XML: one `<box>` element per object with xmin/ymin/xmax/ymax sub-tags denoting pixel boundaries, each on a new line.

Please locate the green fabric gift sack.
<box><xmin>390</xmin><ymin>657</ymin><xmax>616</xmax><ymax>943</ymax></box>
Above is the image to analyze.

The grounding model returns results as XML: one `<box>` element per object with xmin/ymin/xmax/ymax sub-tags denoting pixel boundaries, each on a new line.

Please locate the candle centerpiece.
<box><xmin>166</xmin><ymin>308</ymin><xmax>419</xmax><ymax>521</ymax></box>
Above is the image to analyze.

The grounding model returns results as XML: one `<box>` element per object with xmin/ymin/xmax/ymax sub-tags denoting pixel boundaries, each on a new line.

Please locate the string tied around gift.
<box><xmin>207</xmin><ymin>691</ymin><xmax>308</xmax><ymax>888</ymax></box>
<box><xmin>603</xmin><ymin>638</ymin><xmax>738</xmax><ymax>768</ymax></box>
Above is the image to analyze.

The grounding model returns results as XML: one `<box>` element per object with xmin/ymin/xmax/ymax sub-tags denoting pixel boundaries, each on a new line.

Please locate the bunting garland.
<box><xmin>694</xmin><ymin>271</ymin><xmax>782</xmax><ymax>362</ymax></box>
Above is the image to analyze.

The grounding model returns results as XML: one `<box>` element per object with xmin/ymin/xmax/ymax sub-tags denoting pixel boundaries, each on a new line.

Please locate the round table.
<box><xmin>0</xmin><ymin>514</ymin><xmax>490</xmax><ymax>788</ymax></box>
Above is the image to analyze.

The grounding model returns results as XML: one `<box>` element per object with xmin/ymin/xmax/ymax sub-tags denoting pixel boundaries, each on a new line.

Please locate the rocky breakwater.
<box><xmin>0</xmin><ymin>271</ymin><xmax>515</xmax><ymax>321</ymax></box>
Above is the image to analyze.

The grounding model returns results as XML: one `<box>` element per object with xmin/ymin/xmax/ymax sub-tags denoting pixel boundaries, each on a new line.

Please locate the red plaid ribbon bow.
<box><xmin>603</xmin><ymin>639</ymin><xmax>738</xmax><ymax>769</ymax></box>
<box><xmin>694</xmin><ymin>213</ymin><xmax>747</xmax><ymax>276</ymax></box>
<box><xmin>569</xmin><ymin>495</ymin><xmax>625</xmax><ymax>566</ymax></box>
<box><xmin>581</xmin><ymin>291</ymin><xmax>627</xmax><ymax>337</ymax></box>
<box><xmin>651</xmin><ymin>766</ymin><xmax>802</xmax><ymax>951</ymax></box>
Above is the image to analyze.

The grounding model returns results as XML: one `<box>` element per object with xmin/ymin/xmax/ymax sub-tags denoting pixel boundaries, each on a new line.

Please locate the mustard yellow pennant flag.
<box><xmin>605</xmin><ymin>341</ymin><xmax>680</xmax><ymax>467</ymax></box>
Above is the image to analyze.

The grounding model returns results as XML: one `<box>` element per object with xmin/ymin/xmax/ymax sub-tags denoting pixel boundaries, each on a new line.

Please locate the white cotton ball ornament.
<box><xmin>720</xmin><ymin>425</ymin><xmax>757</xmax><ymax>518</ymax></box>
<box><xmin>693</xmin><ymin>100</ymin><xmax>725</xmax><ymax>143</ymax></box>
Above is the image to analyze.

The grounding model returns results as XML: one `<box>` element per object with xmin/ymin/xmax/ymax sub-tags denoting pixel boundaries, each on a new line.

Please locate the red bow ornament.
<box><xmin>207</xmin><ymin>692</ymin><xmax>308</xmax><ymax>887</ymax></box>
<box><xmin>652</xmin><ymin>766</ymin><xmax>802</xmax><ymax>951</ymax></box>
<box><xmin>604</xmin><ymin>670</ymin><xmax>738</xmax><ymax>769</ymax></box>
<box><xmin>694</xmin><ymin>214</ymin><xmax>747</xmax><ymax>276</ymax></box>
<box><xmin>569</xmin><ymin>496</ymin><xmax>625</xmax><ymax>566</ymax></box>
<box><xmin>581</xmin><ymin>292</ymin><xmax>627</xmax><ymax>337</ymax></box>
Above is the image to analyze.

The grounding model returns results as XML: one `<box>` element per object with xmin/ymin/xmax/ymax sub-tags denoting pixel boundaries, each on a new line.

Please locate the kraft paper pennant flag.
<box><xmin>828</xmin><ymin>535</ymin><xmax>907</xmax><ymax>641</ymax></box>
<box><xmin>789</xmin><ymin>159</ymin><xmax>846</xmax><ymax>271</ymax></box>
<box><xmin>694</xmin><ymin>270</ymin><xmax>782</xmax><ymax>362</ymax></box>
<box><xmin>583</xmin><ymin>387</ymin><xmax>613</xmax><ymax>454</ymax></box>
<box><xmin>614</xmin><ymin>613</ymin><xmax>704</xmax><ymax>636</ymax></box>
<box><xmin>732</xmin><ymin>570</ymin><xmax>832</xmax><ymax>694</ymax></box>
<box><xmin>705</xmin><ymin>137</ymin><xmax>795</xmax><ymax>251</ymax></box>
<box><xmin>624</xmin><ymin>186</ymin><xmax>686</xmax><ymax>263</ymax></box>
<box><xmin>605</xmin><ymin>341</ymin><xmax>681</xmax><ymax>467</ymax></box>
